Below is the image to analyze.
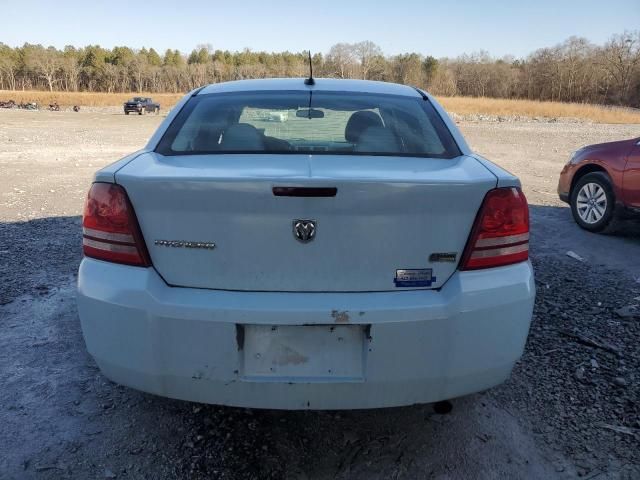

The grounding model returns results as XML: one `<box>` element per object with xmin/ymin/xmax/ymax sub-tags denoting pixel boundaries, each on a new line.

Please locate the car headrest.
<box><xmin>221</xmin><ymin>123</ymin><xmax>264</xmax><ymax>151</ymax></box>
<box><xmin>354</xmin><ymin>127</ymin><xmax>400</xmax><ymax>153</ymax></box>
<box><xmin>345</xmin><ymin>111</ymin><xmax>384</xmax><ymax>143</ymax></box>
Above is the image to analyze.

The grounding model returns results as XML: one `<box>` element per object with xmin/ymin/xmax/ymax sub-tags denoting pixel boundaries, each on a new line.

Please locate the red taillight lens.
<box><xmin>460</xmin><ymin>187</ymin><xmax>529</xmax><ymax>270</ymax></box>
<box><xmin>82</xmin><ymin>183</ymin><xmax>151</xmax><ymax>267</ymax></box>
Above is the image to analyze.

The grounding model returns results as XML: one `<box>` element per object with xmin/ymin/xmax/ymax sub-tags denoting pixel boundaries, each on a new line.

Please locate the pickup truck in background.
<box><xmin>123</xmin><ymin>97</ymin><xmax>160</xmax><ymax>115</ymax></box>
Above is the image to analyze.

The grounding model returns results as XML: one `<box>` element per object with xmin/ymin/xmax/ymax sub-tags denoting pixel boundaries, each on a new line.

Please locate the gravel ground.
<box><xmin>0</xmin><ymin>109</ymin><xmax>639</xmax><ymax>479</ymax></box>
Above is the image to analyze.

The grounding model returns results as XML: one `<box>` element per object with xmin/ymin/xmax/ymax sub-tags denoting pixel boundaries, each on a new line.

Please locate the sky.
<box><xmin>1</xmin><ymin>0</ymin><xmax>639</xmax><ymax>58</ymax></box>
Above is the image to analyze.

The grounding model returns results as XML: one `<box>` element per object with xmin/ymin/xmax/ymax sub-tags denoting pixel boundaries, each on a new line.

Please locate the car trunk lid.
<box><xmin>115</xmin><ymin>152</ymin><xmax>496</xmax><ymax>292</ymax></box>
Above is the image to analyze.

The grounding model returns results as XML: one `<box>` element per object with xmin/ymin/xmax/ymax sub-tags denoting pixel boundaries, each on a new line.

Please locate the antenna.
<box><xmin>304</xmin><ymin>51</ymin><xmax>315</xmax><ymax>86</ymax></box>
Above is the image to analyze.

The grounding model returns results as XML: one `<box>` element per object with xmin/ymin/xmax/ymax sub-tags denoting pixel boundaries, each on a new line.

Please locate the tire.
<box><xmin>138</xmin><ymin>109</ymin><xmax>143</xmax><ymax>115</ymax></box>
<box><xmin>570</xmin><ymin>172</ymin><xmax>616</xmax><ymax>233</ymax></box>
<box><xmin>125</xmin><ymin>111</ymin><xmax>129</xmax><ymax>115</ymax></box>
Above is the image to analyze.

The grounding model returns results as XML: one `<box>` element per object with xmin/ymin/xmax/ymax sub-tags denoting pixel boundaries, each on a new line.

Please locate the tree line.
<box><xmin>0</xmin><ymin>32</ymin><xmax>639</xmax><ymax>107</ymax></box>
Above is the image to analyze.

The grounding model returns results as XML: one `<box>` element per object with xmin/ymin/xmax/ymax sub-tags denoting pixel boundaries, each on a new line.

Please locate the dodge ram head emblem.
<box><xmin>293</xmin><ymin>220</ymin><xmax>316</xmax><ymax>243</ymax></box>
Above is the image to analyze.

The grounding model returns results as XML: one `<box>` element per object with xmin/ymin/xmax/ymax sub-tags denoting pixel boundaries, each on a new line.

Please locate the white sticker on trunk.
<box><xmin>394</xmin><ymin>269</ymin><xmax>436</xmax><ymax>288</ymax></box>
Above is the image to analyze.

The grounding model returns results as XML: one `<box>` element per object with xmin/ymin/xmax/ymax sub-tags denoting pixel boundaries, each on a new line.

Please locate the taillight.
<box><xmin>82</xmin><ymin>182</ymin><xmax>151</xmax><ymax>267</ymax></box>
<box><xmin>460</xmin><ymin>187</ymin><xmax>529</xmax><ymax>270</ymax></box>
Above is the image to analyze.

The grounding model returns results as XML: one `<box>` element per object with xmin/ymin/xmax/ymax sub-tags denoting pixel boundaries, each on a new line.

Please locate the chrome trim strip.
<box><xmin>470</xmin><ymin>243</ymin><xmax>528</xmax><ymax>259</ymax></box>
<box><xmin>83</xmin><ymin>227</ymin><xmax>134</xmax><ymax>244</ymax></box>
<box><xmin>83</xmin><ymin>238</ymin><xmax>138</xmax><ymax>254</ymax></box>
<box><xmin>475</xmin><ymin>232</ymin><xmax>529</xmax><ymax>248</ymax></box>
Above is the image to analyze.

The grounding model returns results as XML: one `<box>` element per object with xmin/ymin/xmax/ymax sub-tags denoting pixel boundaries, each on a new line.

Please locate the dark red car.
<box><xmin>558</xmin><ymin>137</ymin><xmax>640</xmax><ymax>232</ymax></box>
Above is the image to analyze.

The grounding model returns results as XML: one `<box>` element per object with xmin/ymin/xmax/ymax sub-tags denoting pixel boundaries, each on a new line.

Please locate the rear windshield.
<box><xmin>156</xmin><ymin>90</ymin><xmax>461</xmax><ymax>158</ymax></box>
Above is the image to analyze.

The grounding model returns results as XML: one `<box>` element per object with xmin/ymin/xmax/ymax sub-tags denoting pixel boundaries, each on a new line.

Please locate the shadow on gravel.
<box><xmin>499</xmin><ymin>204</ymin><xmax>640</xmax><ymax>478</ymax></box>
<box><xmin>0</xmin><ymin>215</ymin><xmax>82</xmax><ymax>305</ymax></box>
<box><xmin>529</xmin><ymin>204</ymin><xmax>640</xmax><ymax>278</ymax></box>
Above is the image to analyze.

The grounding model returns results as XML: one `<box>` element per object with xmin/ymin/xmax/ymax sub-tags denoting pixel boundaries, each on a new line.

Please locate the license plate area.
<box><xmin>240</xmin><ymin>325</ymin><xmax>367</xmax><ymax>382</ymax></box>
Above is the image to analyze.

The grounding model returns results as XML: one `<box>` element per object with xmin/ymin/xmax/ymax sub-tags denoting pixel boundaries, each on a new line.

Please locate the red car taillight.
<box><xmin>460</xmin><ymin>187</ymin><xmax>529</xmax><ymax>270</ymax></box>
<box><xmin>82</xmin><ymin>183</ymin><xmax>151</xmax><ymax>267</ymax></box>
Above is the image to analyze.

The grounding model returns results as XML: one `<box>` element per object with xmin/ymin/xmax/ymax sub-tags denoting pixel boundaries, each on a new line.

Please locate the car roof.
<box><xmin>198</xmin><ymin>78</ymin><xmax>422</xmax><ymax>97</ymax></box>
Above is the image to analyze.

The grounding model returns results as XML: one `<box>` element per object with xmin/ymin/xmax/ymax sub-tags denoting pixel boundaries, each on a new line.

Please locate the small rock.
<box><xmin>104</xmin><ymin>468</ymin><xmax>116</xmax><ymax>478</ymax></box>
<box><xmin>590</xmin><ymin>359</ymin><xmax>599</xmax><ymax>369</ymax></box>
<box><xmin>566</xmin><ymin>251</ymin><xmax>585</xmax><ymax>262</ymax></box>
<box><xmin>575</xmin><ymin>366</ymin><xmax>586</xmax><ymax>380</ymax></box>
<box><xmin>613</xmin><ymin>377</ymin><xmax>627</xmax><ymax>387</ymax></box>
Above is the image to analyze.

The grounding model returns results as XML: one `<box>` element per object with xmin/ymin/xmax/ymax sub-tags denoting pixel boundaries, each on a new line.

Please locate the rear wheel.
<box><xmin>570</xmin><ymin>172</ymin><xmax>615</xmax><ymax>232</ymax></box>
<box><xmin>125</xmin><ymin>111</ymin><xmax>129</xmax><ymax>115</ymax></box>
<box><xmin>138</xmin><ymin>109</ymin><xmax>143</xmax><ymax>115</ymax></box>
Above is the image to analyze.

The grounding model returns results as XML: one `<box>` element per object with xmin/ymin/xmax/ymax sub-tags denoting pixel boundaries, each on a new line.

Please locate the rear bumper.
<box><xmin>77</xmin><ymin>258</ymin><xmax>535</xmax><ymax>409</ymax></box>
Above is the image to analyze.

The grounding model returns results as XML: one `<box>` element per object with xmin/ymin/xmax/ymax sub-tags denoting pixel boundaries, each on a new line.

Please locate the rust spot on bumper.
<box><xmin>331</xmin><ymin>310</ymin><xmax>350</xmax><ymax>323</ymax></box>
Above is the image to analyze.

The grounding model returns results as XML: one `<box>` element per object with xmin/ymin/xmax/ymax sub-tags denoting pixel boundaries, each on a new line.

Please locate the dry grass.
<box><xmin>438</xmin><ymin>96</ymin><xmax>640</xmax><ymax>124</ymax></box>
<box><xmin>0</xmin><ymin>90</ymin><xmax>183</xmax><ymax>108</ymax></box>
<box><xmin>1</xmin><ymin>90</ymin><xmax>639</xmax><ymax>124</ymax></box>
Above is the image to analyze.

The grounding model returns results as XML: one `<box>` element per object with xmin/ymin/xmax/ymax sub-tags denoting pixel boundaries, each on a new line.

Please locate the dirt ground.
<box><xmin>1</xmin><ymin>109</ymin><xmax>639</xmax><ymax>480</ymax></box>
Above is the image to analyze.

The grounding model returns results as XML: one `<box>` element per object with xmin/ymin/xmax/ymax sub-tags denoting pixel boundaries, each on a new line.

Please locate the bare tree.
<box><xmin>430</xmin><ymin>65</ymin><xmax>457</xmax><ymax>96</ymax></box>
<box><xmin>0</xmin><ymin>44</ymin><xmax>19</xmax><ymax>90</ymax></box>
<box><xmin>391</xmin><ymin>53</ymin><xmax>424</xmax><ymax>86</ymax></box>
<box><xmin>326</xmin><ymin>43</ymin><xmax>356</xmax><ymax>78</ymax></box>
<box><xmin>129</xmin><ymin>55</ymin><xmax>149</xmax><ymax>93</ymax></box>
<box><xmin>353</xmin><ymin>41</ymin><xmax>382</xmax><ymax>80</ymax></box>
<box><xmin>26</xmin><ymin>47</ymin><xmax>60</xmax><ymax>91</ymax></box>
<box><xmin>103</xmin><ymin>63</ymin><xmax>119</xmax><ymax>93</ymax></box>
<box><xmin>60</xmin><ymin>53</ymin><xmax>81</xmax><ymax>91</ymax></box>
<box><xmin>600</xmin><ymin>31</ymin><xmax>640</xmax><ymax>104</ymax></box>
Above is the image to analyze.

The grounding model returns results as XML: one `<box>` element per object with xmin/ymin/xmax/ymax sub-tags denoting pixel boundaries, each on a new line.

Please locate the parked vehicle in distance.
<box><xmin>123</xmin><ymin>97</ymin><xmax>160</xmax><ymax>115</ymax></box>
<box><xmin>558</xmin><ymin>137</ymin><xmax>640</xmax><ymax>232</ymax></box>
<box><xmin>78</xmin><ymin>78</ymin><xmax>535</xmax><ymax>410</ymax></box>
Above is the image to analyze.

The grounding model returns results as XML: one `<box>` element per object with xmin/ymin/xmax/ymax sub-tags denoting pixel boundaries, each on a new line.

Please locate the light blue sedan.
<box><xmin>77</xmin><ymin>78</ymin><xmax>534</xmax><ymax>409</ymax></box>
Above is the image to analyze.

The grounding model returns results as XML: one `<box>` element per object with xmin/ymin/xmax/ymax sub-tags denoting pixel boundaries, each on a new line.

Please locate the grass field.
<box><xmin>439</xmin><ymin>96</ymin><xmax>640</xmax><ymax>124</ymax></box>
<box><xmin>1</xmin><ymin>89</ymin><xmax>639</xmax><ymax>124</ymax></box>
